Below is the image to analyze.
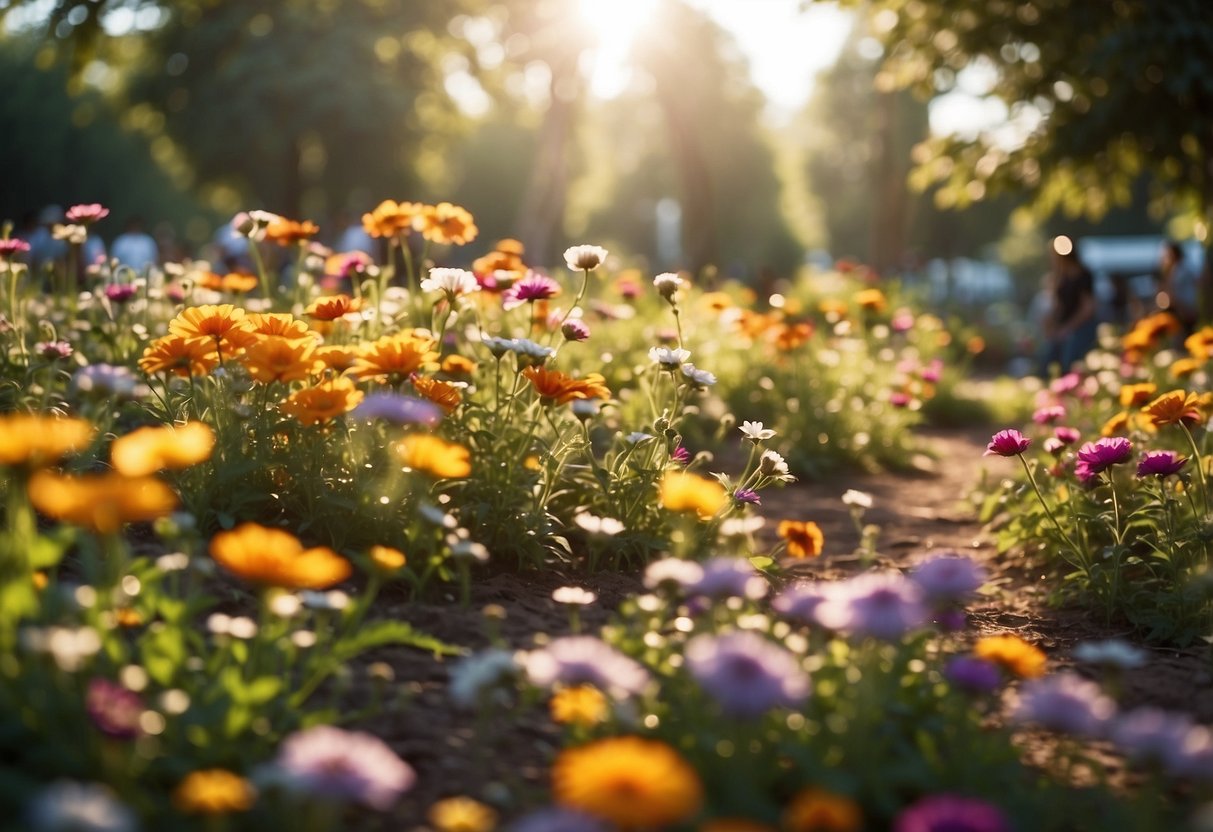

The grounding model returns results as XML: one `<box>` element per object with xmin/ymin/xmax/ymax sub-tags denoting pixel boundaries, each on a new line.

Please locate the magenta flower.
<box><xmin>734</xmin><ymin>488</ymin><xmax>761</xmax><ymax>505</ymax></box>
<box><xmin>36</xmin><ymin>340</ymin><xmax>73</xmax><ymax>360</ymax></box>
<box><xmin>0</xmin><ymin>238</ymin><xmax>31</xmax><ymax>257</ymax></box>
<box><xmin>66</xmin><ymin>203</ymin><xmax>110</xmax><ymax>225</ymax></box>
<box><xmin>104</xmin><ymin>284</ymin><xmax>139</xmax><ymax>304</ymax></box>
<box><xmin>273</xmin><ymin>725</ymin><xmax>415</xmax><ymax>809</ymax></box>
<box><xmin>685</xmin><ymin>630</ymin><xmax>811</xmax><ymax>718</ymax></box>
<box><xmin>670</xmin><ymin>445</ymin><xmax>690</xmax><ymax>464</ymax></box>
<box><xmin>890</xmin><ymin>391</ymin><xmax>912</xmax><ymax>408</ymax></box>
<box><xmin>1032</xmin><ymin>405</ymin><xmax>1067</xmax><ymax>425</ymax></box>
<box><xmin>503</xmin><ymin>271</ymin><xmax>561</xmax><ymax>310</ymax></box>
<box><xmin>1136</xmin><ymin>450</ymin><xmax>1187</xmax><ymax>478</ymax></box>
<box><xmin>984</xmin><ymin>429</ymin><xmax>1030</xmax><ymax>457</ymax></box>
<box><xmin>85</xmin><ymin>678</ymin><xmax>143</xmax><ymax>739</ymax></box>
<box><xmin>894</xmin><ymin>795</ymin><xmax>1010</xmax><ymax>832</ymax></box>
<box><xmin>1050</xmin><ymin>372</ymin><xmax>1082</xmax><ymax>394</ymax></box>
<box><xmin>920</xmin><ymin>358</ymin><xmax>943</xmax><ymax>383</ymax></box>
<box><xmin>1054</xmin><ymin>426</ymin><xmax>1081</xmax><ymax>445</ymax></box>
<box><xmin>561</xmin><ymin>318</ymin><xmax>590</xmax><ymax>341</ymax></box>
<box><xmin>1076</xmin><ymin>437</ymin><xmax>1132</xmax><ymax>475</ymax></box>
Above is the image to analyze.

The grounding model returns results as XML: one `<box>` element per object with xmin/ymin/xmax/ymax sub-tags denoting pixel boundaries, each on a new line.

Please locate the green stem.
<box><xmin>1017</xmin><ymin>453</ymin><xmax>1085</xmax><ymax>569</ymax></box>
<box><xmin>1179</xmin><ymin>421</ymin><xmax>1208</xmax><ymax>512</ymax></box>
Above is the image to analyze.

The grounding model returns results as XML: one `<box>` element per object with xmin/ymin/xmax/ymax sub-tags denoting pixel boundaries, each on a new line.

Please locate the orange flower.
<box><xmin>111</xmin><ymin>422</ymin><xmax>215</xmax><ymax>476</ymax></box>
<box><xmin>853</xmin><ymin>288</ymin><xmax>886</xmax><ymax>313</ymax></box>
<box><xmin>1172</xmin><ymin>357</ymin><xmax>1201</xmax><ymax>378</ymax></box>
<box><xmin>241</xmin><ymin>336</ymin><xmax>322</xmax><ymax>384</ymax></box>
<box><xmin>246</xmin><ymin>312</ymin><xmax>313</xmax><ymax>341</ymax></box>
<box><xmin>138</xmin><ymin>334</ymin><xmax>220</xmax><ymax>377</ymax></box>
<box><xmin>263</xmin><ymin>217</ymin><xmax>319</xmax><ymax>246</ymax></box>
<box><xmin>1118</xmin><ymin>382</ymin><xmax>1157</xmax><ymax>407</ymax></box>
<box><xmin>778</xmin><ymin>520</ymin><xmax>825</xmax><ymax>559</ymax></box>
<box><xmin>280</xmin><ymin>376</ymin><xmax>364</xmax><ymax>426</ymax></box>
<box><xmin>782</xmin><ymin>788</ymin><xmax>862</xmax><ymax>832</ymax></box>
<box><xmin>413</xmin><ymin>202</ymin><xmax>478</xmax><ymax>246</ymax></box>
<box><xmin>473</xmin><ymin>238</ymin><xmax>526</xmax><ymax>277</ymax></box>
<box><xmin>28</xmin><ymin>470</ymin><xmax>178</xmax><ymax>534</ymax></box>
<box><xmin>396</xmin><ymin>434</ymin><xmax>471</xmax><ymax>478</ymax></box>
<box><xmin>305</xmin><ymin>294</ymin><xmax>361</xmax><ymax>321</ymax></box>
<box><xmin>700</xmin><ymin>291</ymin><xmax>734</xmax><ymax>312</ymax></box>
<box><xmin>973</xmin><ymin>634</ymin><xmax>1047</xmax><ymax>678</ymax></box>
<box><xmin>552</xmin><ymin>736</ymin><xmax>702</xmax><ymax>829</ymax></box>
<box><xmin>0</xmin><ymin>414</ymin><xmax>95</xmax><ymax>467</ymax></box>
<box><xmin>441</xmin><ymin>354</ymin><xmax>477</xmax><ymax>376</ymax></box>
<box><xmin>522</xmin><ymin>366</ymin><xmax>610</xmax><ymax>406</ymax></box>
<box><xmin>428</xmin><ymin>797</ymin><xmax>497</xmax><ymax>832</ymax></box>
<box><xmin>361</xmin><ymin>199</ymin><xmax>422</xmax><ymax>238</ymax></box>
<box><xmin>116</xmin><ymin>608</ymin><xmax>143</xmax><ymax>628</ymax></box>
<box><xmin>169</xmin><ymin>304</ymin><xmax>258</xmax><ymax>355</ymax></box>
<box><xmin>219</xmin><ymin>272</ymin><xmax>259</xmax><ymax>294</ymax></box>
<box><xmin>369</xmin><ymin>545</ymin><xmax>406</xmax><ymax>573</ymax></box>
<box><xmin>1100</xmin><ymin>411</ymin><xmax>1130</xmax><ymax>437</ymax></box>
<box><xmin>172</xmin><ymin>769</ymin><xmax>256</xmax><ymax>814</ymax></box>
<box><xmin>660</xmin><ymin>471</ymin><xmax>727</xmax><ymax>519</ymax></box>
<box><xmin>1185</xmin><ymin>326</ymin><xmax>1213</xmax><ymax>359</ymax></box>
<box><xmin>348</xmin><ymin>332</ymin><xmax>439</xmax><ymax>381</ymax></box>
<box><xmin>411</xmin><ymin>374</ymin><xmax>463</xmax><ymax>414</ymax></box>
<box><xmin>1142</xmin><ymin>389</ymin><xmax>1203</xmax><ymax>426</ymax></box>
<box><xmin>818</xmin><ymin>298</ymin><xmax>849</xmax><ymax>319</ymax></box>
<box><xmin>774</xmin><ymin>322</ymin><xmax>814</xmax><ymax>351</ymax></box>
<box><xmin>210</xmin><ymin>523</ymin><xmax>351</xmax><ymax>589</ymax></box>
<box><xmin>551</xmin><ymin>685</ymin><xmax>608</xmax><ymax>727</ymax></box>
<box><xmin>315</xmin><ymin>345</ymin><xmax>359</xmax><ymax>372</ymax></box>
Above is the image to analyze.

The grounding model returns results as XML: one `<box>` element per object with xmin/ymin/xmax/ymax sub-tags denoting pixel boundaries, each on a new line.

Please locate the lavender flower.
<box><xmin>689</xmin><ymin>557</ymin><xmax>767</xmax><ymax>600</ymax></box>
<box><xmin>351</xmin><ymin>393</ymin><xmax>442</xmax><ymax>426</ymax></box>
<box><xmin>1076</xmin><ymin>437</ymin><xmax>1132</xmax><ymax>475</ymax></box>
<box><xmin>523</xmin><ymin>636</ymin><xmax>649</xmax><ymax>698</ymax></box>
<box><xmin>984</xmin><ymin>429</ymin><xmax>1030</xmax><ymax>457</ymax></box>
<box><xmin>685</xmin><ymin>631</ymin><xmax>810</xmax><ymax>718</ymax></box>
<box><xmin>272</xmin><ymin>725</ymin><xmax>415</xmax><ymax>809</ymax></box>
<box><xmin>894</xmin><ymin>794</ymin><xmax>1010</xmax><ymax>832</ymax></box>
<box><xmin>85</xmin><ymin>678</ymin><xmax>144</xmax><ymax>739</ymax></box>
<box><xmin>1011</xmin><ymin>672</ymin><xmax>1116</xmax><ymax>737</ymax></box>
<box><xmin>734</xmin><ymin>488</ymin><xmax>761</xmax><ymax>505</ymax></box>
<box><xmin>1166</xmin><ymin>725</ymin><xmax>1213</xmax><ymax>781</ymax></box>
<box><xmin>27</xmin><ymin>781</ymin><xmax>138</xmax><ymax>832</ymax></box>
<box><xmin>909</xmin><ymin>554</ymin><xmax>987</xmax><ymax>605</ymax></box>
<box><xmin>814</xmin><ymin>572</ymin><xmax>929</xmax><ymax>640</ymax></box>
<box><xmin>772</xmin><ymin>582</ymin><xmax>829</xmax><ymax>624</ymax></box>
<box><xmin>1111</xmin><ymin>707</ymin><xmax>1198</xmax><ymax>768</ymax></box>
<box><xmin>510</xmin><ymin>807</ymin><xmax>612</xmax><ymax>832</ymax></box>
<box><xmin>1136</xmin><ymin>450</ymin><xmax>1187</xmax><ymax>478</ymax></box>
<box><xmin>944</xmin><ymin>657</ymin><xmax>1003</xmax><ymax>694</ymax></box>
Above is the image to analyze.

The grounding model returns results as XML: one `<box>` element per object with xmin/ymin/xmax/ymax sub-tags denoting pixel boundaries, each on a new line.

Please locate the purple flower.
<box><xmin>1032</xmin><ymin>405</ymin><xmax>1067</xmax><ymax>425</ymax></box>
<box><xmin>984</xmin><ymin>429</ymin><xmax>1030</xmax><ymax>457</ymax></box>
<box><xmin>36</xmin><ymin>340</ymin><xmax>73</xmax><ymax>360</ymax></box>
<box><xmin>1050</xmin><ymin>372</ymin><xmax>1082</xmax><ymax>394</ymax></box>
<box><xmin>685</xmin><ymin>630</ymin><xmax>810</xmax><ymax>718</ymax></box>
<box><xmin>1136</xmin><ymin>450</ymin><xmax>1187</xmax><ymax>478</ymax></box>
<box><xmin>944</xmin><ymin>657</ymin><xmax>1002</xmax><ymax>694</ymax></box>
<box><xmin>894</xmin><ymin>794</ymin><xmax>1010</xmax><ymax>832</ymax></box>
<box><xmin>670</xmin><ymin>445</ymin><xmax>691</xmax><ymax>464</ymax></box>
<box><xmin>1012</xmin><ymin>672</ymin><xmax>1116</xmax><ymax>737</ymax></box>
<box><xmin>1076</xmin><ymin>437</ymin><xmax>1132</xmax><ymax>476</ymax></box>
<box><xmin>85</xmin><ymin>678</ymin><xmax>143</xmax><ymax>739</ymax></box>
<box><xmin>66</xmin><ymin>204</ymin><xmax>109</xmax><ymax>224</ymax></box>
<box><xmin>272</xmin><ymin>725</ymin><xmax>416</xmax><ymax>809</ymax></box>
<box><xmin>350</xmin><ymin>393</ymin><xmax>442</xmax><ymax>426</ymax></box>
<box><xmin>561</xmin><ymin>318</ymin><xmax>590</xmax><ymax>341</ymax></box>
<box><xmin>773</xmin><ymin>582</ymin><xmax>829</xmax><ymax>624</ymax></box>
<box><xmin>103</xmin><ymin>284</ymin><xmax>139</xmax><ymax>304</ymax></box>
<box><xmin>1054</xmin><ymin>426</ymin><xmax>1081</xmax><ymax>445</ymax></box>
<box><xmin>1167</xmin><ymin>725</ymin><xmax>1213</xmax><ymax>781</ymax></box>
<box><xmin>733</xmin><ymin>488</ymin><xmax>761</xmax><ymax>505</ymax></box>
<box><xmin>909</xmin><ymin>554</ymin><xmax>987</xmax><ymax>605</ymax></box>
<box><xmin>509</xmin><ymin>807</ymin><xmax>612</xmax><ymax>832</ymax></box>
<box><xmin>1111</xmin><ymin>707</ymin><xmax>1198</xmax><ymax>769</ymax></box>
<box><xmin>689</xmin><ymin>557</ymin><xmax>767</xmax><ymax>600</ymax></box>
<box><xmin>503</xmin><ymin>271</ymin><xmax>561</xmax><ymax>310</ymax></box>
<box><xmin>814</xmin><ymin>572</ymin><xmax>929</xmax><ymax>640</ymax></box>
<box><xmin>523</xmin><ymin>636</ymin><xmax>650</xmax><ymax>698</ymax></box>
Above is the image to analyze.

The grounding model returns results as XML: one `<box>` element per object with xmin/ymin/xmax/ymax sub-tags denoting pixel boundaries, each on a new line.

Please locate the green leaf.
<box><xmin>334</xmin><ymin>619</ymin><xmax>464</xmax><ymax>660</ymax></box>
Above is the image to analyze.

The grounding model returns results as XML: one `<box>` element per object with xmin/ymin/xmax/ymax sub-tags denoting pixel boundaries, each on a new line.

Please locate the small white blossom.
<box><xmin>680</xmin><ymin>363</ymin><xmax>716</xmax><ymax>387</ymax></box>
<box><xmin>449</xmin><ymin>648</ymin><xmax>518</xmax><ymax>708</ymax></box>
<box><xmin>842</xmin><ymin>489</ymin><xmax>874</xmax><ymax>509</ymax></box>
<box><xmin>563</xmin><ymin>244</ymin><xmax>608</xmax><ymax>271</ymax></box>
<box><xmin>420</xmin><ymin>268</ymin><xmax>479</xmax><ymax>298</ymax></box>
<box><xmin>740</xmin><ymin>421</ymin><xmax>776</xmax><ymax>442</ymax></box>
<box><xmin>574</xmin><ymin>513</ymin><xmax>626</xmax><ymax>536</ymax></box>
<box><xmin>649</xmin><ymin>346</ymin><xmax>691</xmax><ymax>368</ymax></box>
<box><xmin>653</xmin><ymin>272</ymin><xmax>683</xmax><ymax>300</ymax></box>
<box><xmin>552</xmin><ymin>586</ymin><xmax>598</xmax><ymax>605</ymax></box>
<box><xmin>759</xmin><ymin>449</ymin><xmax>793</xmax><ymax>481</ymax></box>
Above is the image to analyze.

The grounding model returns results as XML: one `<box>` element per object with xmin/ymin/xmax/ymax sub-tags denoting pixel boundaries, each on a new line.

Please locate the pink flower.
<box><xmin>502</xmin><ymin>271</ymin><xmax>561</xmax><ymax>310</ymax></box>
<box><xmin>66</xmin><ymin>203</ymin><xmax>109</xmax><ymax>225</ymax></box>
<box><xmin>1136</xmin><ymin>450</ymin><xmax>1187</xmax><ymax>478</ymax></box>
<box><xmin>1076</xmin><ymin>437</ymin><xmax>1132</xmax><ymax>475</ymax></box>
<box><xmin>890</xmin><ymin>391</ymin><xmax>912</xmax><ymax>408</ymax></box>
<box><xmin>984</xmin><ymin>429</ymin><xmax>1030</xmax><ymax>457</ymax></box>
<box><xmin>0</xmin><ymin>238</ymin><xmax>31</xmax><ymax>258</ymax></box>
<box><xmin>561</xmin><ymin>318</ymin><xmax>590</xmax><ymax>342</ymax></box>
<box><xmin>1032</xmin><ymin>405</ymin><xmax>1066</xmax><ymax>425</ymax></box>
<box><xmin>920</xmin><ymin>359</ymin><xmax>943</xmax><ymax>383</ymax></box>
<box><xmin>1054</xmin><ymin>426</ymin><xmax>1081</xmax><ymax>445</ymax></box>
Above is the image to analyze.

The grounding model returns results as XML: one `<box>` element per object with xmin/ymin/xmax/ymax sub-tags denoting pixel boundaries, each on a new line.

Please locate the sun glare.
<box><xmin>577</xmin><ymin>0</ymin><xmax>658</xmax><ymax>98</ymax></box>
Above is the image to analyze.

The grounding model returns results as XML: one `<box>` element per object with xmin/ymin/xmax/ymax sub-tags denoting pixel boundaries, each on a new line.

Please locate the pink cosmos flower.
<box><xmin>66</xmin><ymin>203</ymin><xmax>109</xmax><ymax>225</ymax></box>
<box><xmin>1076</xmin><ymin>437</ymin><xmax>1132</xmax><ymax>475</ymax></box>
<box><xmin>561</xmin><ymin>318</ymin><xmax>590</xmax><ymax>341</ymax></box>
<box><xmin>503</xmin><ymin>271</ymin><xmax>561</xmax><ymax>310</ymax></box>
<box><xmin>984</xmin><ymin>429</ymin><xmax>1030</xmax><ymax>457</ymax></box>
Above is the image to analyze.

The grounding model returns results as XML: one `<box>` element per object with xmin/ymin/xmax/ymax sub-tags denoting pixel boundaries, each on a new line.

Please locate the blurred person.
<box><xmin>110</xmin><ymin>216</ymin><xmax>159</xmax><ymax>273</ymax></box>
<box><xmin>1037</xmin><ymin>235</ymin><xmax>1097</xmax><ymax>377</ymax></box>
<box><xmin>25</xmin><ymin>204</ymin><xmax>68</xmax><ymax>271</ymax></box>
<box><xmin>1156</xmin><ymin>239</ymin><xmax>1199</xmax><ymax>333</ymax></box>
<box><xmin>334</xmin><ymin>211</ymin><xmax>374</xmax><ymax>256</ymax></box>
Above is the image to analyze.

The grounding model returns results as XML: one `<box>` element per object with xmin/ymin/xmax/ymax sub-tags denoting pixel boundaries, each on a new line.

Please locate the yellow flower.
<box><xmin>1172</xmin><ymin>357</ymin><xmax>1201</xmax><ymax>379</ymax></box>
<box><xmin>396</xmin><ymin>434</ymin><xmax>471</xmax><ymax>479</ymax></box>
<box><xmin>172</xmin><ymin>769</ymin><xmax>256</xmax><ymax>814</ymax></box>
<box><xmin>1118</xmin><ymin>382</ymin><xmax>1157</xmax><ymax>408</ymax></box>
<box><xmin>280</xmin><ymin>377</ymin><xmax>364</xmax><ymax>426</ymax></box>
<box><xmin>209</xmin><ymin>523</ymin><xmax>351</xmax><ymax>589</ymax></box>
<box><xmin>1185</xmin><ymin>327</ymin><xmax>1213</xmax><ymax>359</ymax></box>
<box><xmin>370</xmin><ymin>545</ymin><xmax>407</xmax><ymax>573</ymax></box>
<box><xmin>522</xmin><ymin>366</ymin><xmax>611</xmax><ymax>406</ymax></box>
<box><xmin>660</xmin><ymin>471</ymin><xmax>727</xmax><ymax>519</ymax></box>
<box><xmin>168</xmin><ymin>304</ymin><xmax>258</xmax><ymax>355</ymax></box>
<box><xmin>412</xmin><ymin>374</ymin><xmax>463</xmax><ymax>414</ymax></box>
<box><xmin>362</xmin><ymin>199</ymin><xmax>422</xmax><ymax>238</ymax></box>
<box><xmin>414</xmin><ymin>202</ymin><xmax>478</xmax><ymax>246</ymax></box>
<box><xmin>853</xmin><ymin>288</ymin><xmax>886</xmax><ymax>313</ymax></box>
<box><xmin>305</xmin><ymin>293</ymin><xmax>361</xmax><ymax>322</ymax></box>
<box><xmin>241</xmin><ymin>336</ymin><xmax>322</xmax><ymax>384</ymax></box>
<box><xmin>115</xmin><ymin>608</ymin><xmax>143</xmax><ymax>628</ymax></box>
<box><xmin>138</xmin><ymin>334</ymin><xmax>220</xmax><ymax>377</ymax></box>
<box><xmin>28</xmin><ymin>471</ymin><xmax>178</xmax><ymax>535</ymax></box>
<box><xmin>550</xmin><ymin>685</ymin><xmax>608</xmax><ymax>727</ymax></box>
<box><xmin>348</xmin><ymin>332</ymin><xmax>439</xmax><ymax>382</ymax></box>
<box><xmin>1142</xmin><ymin>389</ymin><xmax>1203</xmax><ymax>426</ymax></box>
<box><xmin>315</xmin><ymin>345</ymin><xmax>359</xmax><ymax>373</ymax></box>
<box><xmin>778</xmin><ymin>520</ymin><xmax>825</xmax><ymax>559</ymax></box>
<box><xmin>441</xmin><ymin>354</ymin><xmax>478</xmax><ymax>376</ymax></box>
<box><xmin>1100</xmin><ymin>411</ymin><xmax>1129</xmax><ymax>437</ymax></box>
<box><xmin>219</xmin><ymin>272</ymin><xmax>258</xmax><ymax>294</ymax></box>
<box><xmin>111</xmin><ymin>422</ymin><xmax>215</xmax><ymax>476</ymax></box>
<box><xmin>553</xmin><ymin>736</ymin><xmax>702</xmax><ymax>829</ymax></box>
<box><xmin>782</xmin><ymin>788</ymin><xmax>862</xmax><ymax>832</ymax></box>
<box><xmin>246</xmin><ymin>312</ymin><xmax>314</xmax><ymax>341</ymax></box>
<box><xmin>973</xmin><ymin>634</ymin><xmax>1047</xmax><ymax>678</ymax></box>
<box><xmin>0</xmin><ymin>414</ymin><xmax>95</xmax><ymax>467</ymax></box>
<box><xmin>428</xmin><ymin>796</ymin><xmax>498</xmax><ymax>832</ymax></box>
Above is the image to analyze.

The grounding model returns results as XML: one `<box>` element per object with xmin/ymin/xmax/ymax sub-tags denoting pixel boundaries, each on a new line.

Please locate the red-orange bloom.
<box><xmin>522</xmin><ymin>366</ymin><xmax>610</xmax><ymax>406</ymax></box>
<box><xmin>304</xmin><ymin>294</ymin><xmax>361</xmax><ymax>321</ymax></box>
<box><xmin>263</xmin><ymin>217</ymin><xmax>319</xmax><ymax>246</ymax></box>
<box><xmin>411</xmin><ymin>375</ymin><xmax>463</xmax><ymax>414</ymax></box>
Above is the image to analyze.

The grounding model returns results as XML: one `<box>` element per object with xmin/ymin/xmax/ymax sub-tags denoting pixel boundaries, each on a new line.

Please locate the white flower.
<box><xmin>552</xmin><ymin>586</ymin><xmax>597</xmax><ymax>605</ymax></box>
<box><xmin>842</xmin><ymin>489</ymin><xmax>873</xmax><ymax>509</ymax></box>
<box><xmin>643</xmin><ymin>557</ymin><xmax>705</xmax><ymax>590</ymax></box>
<box><xmin>21</xmin><ymin>626</ymin><xmax>102</xmax><ymax>672</ymax></box>
<box><xmin>649</xmin><ymin>346</ymin><xmax>691</xmax><ymax>368</ymax></box>
<box><xmin>420</xmin><ymin>267</ymin><xmax>479</xmax><ymax>298</ymax></box>
<box><xmin>574</xmin><ymin>513</ymin><xmax>625</xmax><ymax>536</ymax></box>
<box><xmin>653</xmin><ymin>272</ymin><xmax>683</xmax><ymax>300</ymax></box>
<box><xmin>571</xmin><ymin>399</ymin><xmax>600</xmax><ymax>420</ymax></box>
<box><xmin>563</xmin><ymin>244</ymin><xmax>608</xmax><ymax>271</ymax></box>
<box><xmin>270</xmin><ymin>593</ymin><xmax>303</xmax><ymax>618</ymax></box>
<box><xmin>301</xmin><ymin>590</ymin><xmax>350</xmax><ymax>612</ymax></box>
<box><xmin>720</xmin><ymin>515</ymin><xmax>766</xmax><ymax>537</ymax></box>
<box><xmin>226</xmin><ymin>616</ymin><xmax>259</xmax><ymax>639</ymax></box>
<box><xmin>1073</xmin><ymin>639</ymin><xmax>1148</xmax><ymax>669</ymax></box>
<box><xmin>680</xmin><ymin>363</ymin><xmax>716</xmax><ymax>387</ymax></box>
<box><xmin>155</xmin><ymin>552</ymin><xmax>190</xmax><ymax>572</ymax></box>
<box><xmin>740</xmin><ymin>421</ymin><xmax>776</xmax><ymax>442</ymax></box>
<box><xmin>759</xmin><ymin>449</ymin><xmax>793</xmax><ymax>481</ymax></box>
<box><xmin>27</xmin><ymin>781</ymin><xmax>138</xmax><ymax>832</ymax></box>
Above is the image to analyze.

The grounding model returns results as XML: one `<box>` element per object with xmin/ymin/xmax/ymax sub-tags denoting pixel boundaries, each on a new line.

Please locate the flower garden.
<box><xmin>3</xmin><ymin>203</ymin><xmax>1213</xmax><ymax>832</ymax></box>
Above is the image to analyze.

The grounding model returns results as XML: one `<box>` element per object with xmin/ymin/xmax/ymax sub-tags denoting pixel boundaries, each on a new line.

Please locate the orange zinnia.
<box><xmin>139</xmin><ymin>334</ymin><xmax>221</xmax><ymax>377</ymax></box>
<box><xmin>210</xmin><ymin>523</ymin><xmax>351</xmax><ymax>589</ymax></box>
<box><xmin>347</xmin><ymin>332</ymin><xmax>438</xmax><ymax>381</ymax></box>
<box><xmin>263</xmin><ymin>217</ymin><xmax>319</xmax><ymax>246</ymax></box>
<box><xmin>472</xmin><ymin>238</ymin><xmax>526</xmax><ymax>277</ymax></box>
<box><xmin>219</xmin><ymin>272</ymin><xmax>259</xmax><ymax>294</ymax></box>
<box><xmin>522</xmin><ymin>366</ymin><xmax>610</xmax><ymax>406</ymax></box>
<box><xmin>440</xmin><ymin>354</ymin><xmax>477</xmax><ymax>376</ymax></box>
<box><xmin>0</xmin><ymin>414</ymin><xmax>95</xmax><ymax>467</ymax></box>
<box><xmin>973</xmin><ymin>634</ymin><xmax>1047</xmax><ymax>678</ymax></box>
<box><xmin>396</xmin><ymin>434</ymin><xmax>471</xmax><ymax>478</ymax></box>
<box><xmin>1172</xmin><ymin>357</ymin><xmax>1201</xmax><ymax>379</ymax></box>
<box><xmin>168</xmin><ymin>304</ymin><xmax>258</xmax><ymax>355</ymax></box>
<box><xmin>1185</xmin><ymin>327</ymin><xmax>1213</xmax><ymax>360</ymax></box>
<box><xmin>241</xmin><ymin>336</ymin><xmax>322</xmax><ymax>384</ymax></box>
<box><xmin>1142</xmin><ymin>389</ymin><xmax>1203</xmax><ymax>426</ymax></box>
<box><xmin>411</xmin><ymin>375</ymin><xmax>463</xmax><ymax>414</ymax></box>
<box><xmin>111</xmin><ymin>422</ymin><xmax>215</xmax><ymax>476</ymax></box>
<box><xmin>304</xmin><ymin>294</ymin><xmax>361</xmax><ymax>322</ymax></box>
<box><xmin>413</xmin><ymin>202</ymin><xmax>478</xmax><ymax>246</ymax></box>
<box><xmin>778</xmin><ymin>520</ymin><xmax>825</xmax><ymax>558</ymax></box>
<box><xmin>28</xmin><ymin>470</ymin><xmax>178</xmax><ymax>534</ymax></box>
<box><xmin>245</xmin><ymin>312</ymin><xmax>313</xmax><ymax>341</ymax></box>
<box><xmin>361</xmin><ymin>199</ymin><xmax>422</xmax><ymax>238</ymax></box>
<box><xmin>280</xmin><ymin>377</ymin><xmax>364</xmax><ymax>426</ymax></box>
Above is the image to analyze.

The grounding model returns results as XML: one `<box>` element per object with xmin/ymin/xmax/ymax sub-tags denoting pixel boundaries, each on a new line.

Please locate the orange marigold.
<box><xmin>782</xmin><ymin>788</ymin><xmax>862</xmax><ymax>832</ymax></box>
<box><xmin>305</xmin><ymin>293</ymin><xmax>361</xmax><ymax>321</ymax></box>
<box><xmin>396</xmin><ymin>434</ymin><xmax>471</xmax><ymax>479</ymax></box>
<box><xmin>362</xmin><ymin>199</ymin><xmax>422</xmax><ymax>238</ymax></box>
<box><xmin>241</xmin><ymin>336</ymin><xmax>322</xmax><ymax>384</ymax></box>
<box><xmin>348</xmin><ymin>333</ymin><xmax>439</xmax><ymax>381</ymax></box>
<box><xmin>0</xmin><ymin>414</ymin><xmax>95</xmax><ymax>467</ymax></box>
<box><xmin>441</xmin><ymin>354</ymin><xmax>477</xmax><ymax>376</ymax></box>
<box><xmin>210</xmin><ymin>523</ymin><xmax>351</xmax><ymax>589</ymax></box>
<box><xmin>280</xmin><ymin>376</ymin><xmax>364</xmax><ymax>426</ymax></box>
<box><xmin>219</xmin><ymin>272</ymin><xmax>259</xmax><ymax>294</ymax></box>
<box><xmin>246</xmin><ymin>312</ymin><xmax>313</xmax><ymax>341</ymax></box>
<box><xmin>1142</xmin><ymin>389</ymin><xmax>1203</xmax><ymax>426</ymax></box>
<box><xmin>973</xmin><ymin>634</ymin><xmax>1047</xmax><ymax>678</ymax></box>
<box><xmin>854</xmin><ymin>288</ymin><xmax>887</xmax><ymax>313</ymax></box>
<box><xmin>315</xmin><ymin>345</ymin><xmax>359</xmax><ymax>372</ymax></box>
<box><xmin>1172</xmin><ymin>357</ymin><xmax>1201</xmax><ymax>379</ymax></box>
<box><xmin>414</xmin><ymin>202</ymin><xmax>478</xmax><ymax>246</ymax></box>
<box><xmin>411</xmin><ymin>374</ymin><xmax>463</xmax><ymax>414</ymax></box>
<box><xmin>168</xmin><ymin>304</ymin><xmax>258</xmax><ymax>355</ymax></box>
<box><xmin>522</xmin><ymin>366</ymin><xmax>610</xmax><ymax>406</ymax></box>
<box><xmin>138</xmin><ymin>334</ymin><xmax>220</xmax><ymax>377</ymax></box>
<box><xmin>778</xmin><ymin>520</ymin><xmax>825</xmax><ymax>559</ymax></box>
<box><xmin>263</xmin><ymin>217</ymin><xmax>319</xmax><ymax>246</ymax></box>
<box><xmin>28</xmin><ymin>470</ymin><xmax>178</xmax><ymax>534</ymax></box>
<box><xmin>111</xmin><ymin>422</ymin><xmax>215</xmax><ymax>476</ymax></box>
